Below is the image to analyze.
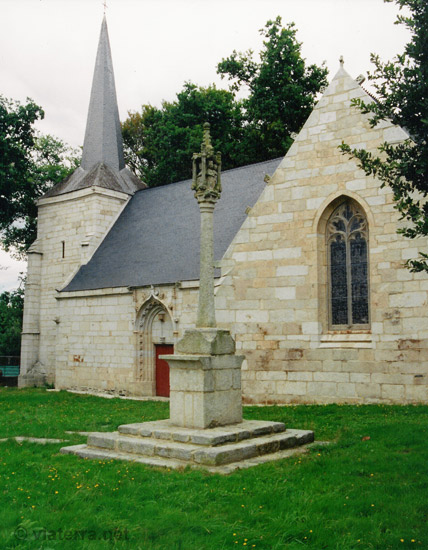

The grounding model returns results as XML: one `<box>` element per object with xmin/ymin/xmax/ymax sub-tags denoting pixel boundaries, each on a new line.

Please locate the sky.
<box><xmin>0</xmin><ymin>0</ymin><xmax>410</xmax><ymax>292</ymax></box>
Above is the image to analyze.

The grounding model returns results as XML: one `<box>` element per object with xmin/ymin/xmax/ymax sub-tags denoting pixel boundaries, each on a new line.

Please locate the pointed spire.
<box><xmin>81</xmin><ymin>16</ymin><xmax>125</xmax><ymax>171</ymax></box>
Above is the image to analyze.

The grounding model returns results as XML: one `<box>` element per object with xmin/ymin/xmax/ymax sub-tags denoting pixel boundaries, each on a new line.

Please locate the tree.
<box><xmin>0</xmin><ymin>96</ymin><xmax>79</xmax><ymax>257</ymax></box>
<box><xmin>340</xmin><ymin>0</ymin><xmax>428</xmax><ymax>272</ymax></box>
<box><xmin>217</xmin><ymin>16</ymin><xmax>329</xmax><ymax>162</ymax></box>
<box><xmin>122</xmin><ymin>18</ymin><xmax>328</xmax><ymax>187</ymax></box>
<box><xmin>0</xmin><ymin>286</ymin><xmax>24</xmax><ymax>357</ymax></box>
<box><xmin>122</xmin><ymin>82</ymin><xmax>245</xmax><ymax>187</ymax></box>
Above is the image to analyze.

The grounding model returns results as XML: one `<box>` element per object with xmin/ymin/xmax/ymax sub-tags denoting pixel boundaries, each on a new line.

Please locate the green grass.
<box><xmin>0</xmin><ymin>388</ymin><xmax>427</xmax><ymax>549</ymax></box>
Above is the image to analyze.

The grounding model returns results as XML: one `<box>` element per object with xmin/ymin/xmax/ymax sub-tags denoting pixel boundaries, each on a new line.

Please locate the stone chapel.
<box><xmin>19</xmin><ymin>17</ymin><xmax>428</xmax><ymax>404</ymax></box>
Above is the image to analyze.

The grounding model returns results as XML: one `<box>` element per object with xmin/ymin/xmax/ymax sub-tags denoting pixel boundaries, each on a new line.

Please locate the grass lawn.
<box><xmin>0</xmin><ymin>388</ymin><xmax>427</xmax><ymax>549</ymax></box>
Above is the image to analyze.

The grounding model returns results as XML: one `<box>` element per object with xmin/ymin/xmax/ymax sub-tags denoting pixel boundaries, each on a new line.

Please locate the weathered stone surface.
<box><xmin>87</xmin><ymin>432</ymin><xmax>117</xmax><ymax>450</ymax></box>
<box><xmin>175</xmin><ymin>328</ymin><xmax>236</xmax><ymax>355</ymax></box>
<box><xmin>18</xmin><ymin>373</ymin><xmax>47</xmax><ymax>388</ymax></box>
<box><xmin>60</xmin><ymin>422</ymin><xmax>317</xmax><ymax>473</ymax></box>
<box><xmin>166</xmin><ymin>347</ymin><xmax>244</xmax><ymax>429</ymax></box>
<box><xmin>193</xmin><ymin>442</ymin><xmax>258</xmax><ymax>466</ymax></box>
<box><xmin>117</xmin><ymin>437</ymin><xmax>155</xmax><ymax>456</ymax></box>
<box><xmin>155</xmin><ymin>441</ymin><xmax>197</xmax><ymax>461</ymax></box>
<box><xmin>117</xmin><ymin>419</ymin><xmax>286</xmax><ymax>445</ymax></box>
<box><xmin>190</xmin><ymin>432</ymin><xmax>235</xmax><ymax>446</ymax></box>
<box><xmin>61</xmin><ymin>442</ymin><xmax>318</xmax><ymax>474</ymax></box>
<box><xmin>288</xmin><ymin>429</ymin><xmax>315</xmax><ymax>445</ymax></box>
<box><xmin>117</xmin><ymin>423</ymin><xmax>143</xmax><ymax>435</ymax></box>
<box><xmin>0</xmin><ymin>436</ymin><xmax>66</xmax><ymax>444</ymax></box>
<box><xmin>256</xmin><ymin>439</ymin><xmax>280</xmax><ymax>455</ymax></box>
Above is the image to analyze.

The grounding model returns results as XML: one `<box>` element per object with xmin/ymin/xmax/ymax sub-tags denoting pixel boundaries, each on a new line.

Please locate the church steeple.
<box><xmin>81</xmin><ymin>16</ymin><xmax>125</xmax><ymax>171</ymax></box>
<box><xmin>43</xmin><ymin>17</ymin><xmax>145</xmax><ymax>198</ymax></box>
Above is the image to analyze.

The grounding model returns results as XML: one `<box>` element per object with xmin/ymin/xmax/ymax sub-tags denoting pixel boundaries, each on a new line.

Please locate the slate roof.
<box><xmin>62</xmin><ymin>157</ymin><xmax>281</xmax><ymax>291</ymax></box>
<box><xmin>43</xmin><ymin>163</ymin><xmax>144</xmax><ymax>199</ymax></box>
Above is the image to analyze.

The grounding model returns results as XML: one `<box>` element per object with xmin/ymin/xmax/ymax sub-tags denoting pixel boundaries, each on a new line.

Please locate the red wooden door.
<box><xmin>155</xmin><ymin>344</ymin><xmax>173</xmax><ymax>397</ymax></box>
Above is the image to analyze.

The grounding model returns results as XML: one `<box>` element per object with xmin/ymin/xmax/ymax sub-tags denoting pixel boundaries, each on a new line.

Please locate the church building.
<box><xmin>19</xmin><ymin>18</ymin><xmax>428</xmax><ymax>404</ymax></box>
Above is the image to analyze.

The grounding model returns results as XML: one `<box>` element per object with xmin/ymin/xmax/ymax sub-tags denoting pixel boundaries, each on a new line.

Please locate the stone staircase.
<box><xmin>61</xmin><ymin>419</ymin><xmax>314</xmax><ymax>474</ymax></box>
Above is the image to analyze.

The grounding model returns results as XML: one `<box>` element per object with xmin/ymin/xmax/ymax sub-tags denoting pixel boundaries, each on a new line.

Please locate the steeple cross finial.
<box><xmin>102</xmin><ymin>0</ymin><xmax>108</xmax><ymax>14</ymax></box>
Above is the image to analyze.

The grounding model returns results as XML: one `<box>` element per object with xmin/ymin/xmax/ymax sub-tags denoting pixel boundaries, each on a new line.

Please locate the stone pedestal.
<box><xmin>161</xmin><ymin>328</ymin><xmax>244</xmax><ymax>429</ymax></box>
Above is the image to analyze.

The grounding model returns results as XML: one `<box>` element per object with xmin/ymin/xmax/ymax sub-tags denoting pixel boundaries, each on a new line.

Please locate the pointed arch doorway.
<box><xmin>136</xmin><ymin>299</ymin><xmax>174</xmax><ymax>397</ymax></box>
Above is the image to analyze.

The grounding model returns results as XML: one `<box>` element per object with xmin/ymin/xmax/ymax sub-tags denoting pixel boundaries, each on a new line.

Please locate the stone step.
<box><xmin>117</xmin><ymin>419</ymin><xmax>286</xmax><ymax>446</ymax></box>
<box><xmin>60</xmin><ymin>419</ymin><xmax>315</xmax><ymax>473</ymax></box>
<box><xmin>60</xmin><ymin>438</ymin><xmax>315</xmax><ymax>474</ymax></box>
<box><xmin>83</xmin><ymin>428</ymin><xmax>313</xmax><ymax>466</ymax></box>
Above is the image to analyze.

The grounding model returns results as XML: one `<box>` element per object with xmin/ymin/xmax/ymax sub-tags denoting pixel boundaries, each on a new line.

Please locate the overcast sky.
<box><xmin>0</xmin><ymin>0</ymin><xmax>410</xmax><ymax>292</ymax></box>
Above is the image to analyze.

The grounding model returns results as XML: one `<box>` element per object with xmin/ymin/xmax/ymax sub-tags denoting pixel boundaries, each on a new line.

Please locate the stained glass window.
<box><xmin>326</xmin><ymin>201</ymin><xmax>369</xmax><ymax>328</ymax></box>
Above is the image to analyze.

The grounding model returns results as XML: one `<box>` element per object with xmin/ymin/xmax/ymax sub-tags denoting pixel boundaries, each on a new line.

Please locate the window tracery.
<box><xmin>326</xmin><ymin>201</ymin><xmax>369</xmax><ymax>328</ymax></box>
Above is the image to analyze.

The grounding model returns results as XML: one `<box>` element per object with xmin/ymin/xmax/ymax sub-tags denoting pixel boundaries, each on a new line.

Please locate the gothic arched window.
<box><xmin>326</xmin><ymin>200</ymin><xmax>369</xmax><ymax>328</ymax></box>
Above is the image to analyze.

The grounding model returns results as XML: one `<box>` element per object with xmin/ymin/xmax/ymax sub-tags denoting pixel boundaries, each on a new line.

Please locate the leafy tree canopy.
<box><xmin>217</xmin><ymin>16</ymin><xmax>329</xmax><ymax>161</ymax></box>
<box><xmin>122</xmin><ymin>82</ymin><xmax>246</xmax><ymax>187</ymax></box>
<box><xmin>0</xmin><ymin>96</ymin><xmax>79</xmax><ymax>257</ymax></box>
<box><xmin>122</xmin><ymin>17</ymin><xmax>328</xmax><ymax>187</ymax></box>
<box><xmin>0</xmin><ymin>286</ymin><xmax>23</xmax><ymax>357</ymax></box>
<box><xmin>340</xmin><ymin>0</ymin><xmax>428</xmax><ymax>272</ymax></box>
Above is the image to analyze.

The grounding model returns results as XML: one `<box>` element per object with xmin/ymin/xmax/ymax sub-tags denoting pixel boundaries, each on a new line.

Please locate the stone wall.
<box><xmin>214</xmin><ymin>66</ymin><xmax>428</xmax><ymax>405</ymax></box>
<box><xmin>55</xmin><ymin>283</ymin><xmax>200</xmax><ymax>395</ymax></box>
<box><xmin>20</xmin><ymin>187</ymin><xmax>129</xmax><ymax>383</ymax></box>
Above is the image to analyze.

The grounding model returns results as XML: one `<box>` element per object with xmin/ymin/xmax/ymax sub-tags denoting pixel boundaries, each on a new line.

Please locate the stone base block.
<box><xmin>60</xmin><ymin>419</ymin><xmax>315</xmax><ymax>474</ymax></box>
<box><xmin>18</xmin><ymin>373</ymin><xmax>47</xmax><ymax>388</ymax></box>
<box><xmin>165</xmin><ymin>353</ymin><xmax>244</xmax><ymax>428</ymax></box>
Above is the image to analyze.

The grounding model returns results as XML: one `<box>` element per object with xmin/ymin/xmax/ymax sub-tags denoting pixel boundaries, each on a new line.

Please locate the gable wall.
<box><xmin>214</xmin><ymin>69</ymin><xmax>428</xmax><ymax>404</ymax></box>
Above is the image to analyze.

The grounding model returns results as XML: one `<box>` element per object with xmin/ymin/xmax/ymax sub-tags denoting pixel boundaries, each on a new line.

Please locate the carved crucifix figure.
<box><xmin>191</xmin><ymin>123</ymin><xmax>222</xmax><ymax>328</ymax></box>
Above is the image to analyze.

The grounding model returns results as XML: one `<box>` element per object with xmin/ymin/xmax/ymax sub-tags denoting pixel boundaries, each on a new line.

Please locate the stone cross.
<box><xmin>191</xmin><ymin>123</ymin><xmax>222</xmax><ymax>328</ymax></box>
<box><xmin>159</xmin><ymin>124</ymin><xmax>243</xmax><ymax>429</ymax></box>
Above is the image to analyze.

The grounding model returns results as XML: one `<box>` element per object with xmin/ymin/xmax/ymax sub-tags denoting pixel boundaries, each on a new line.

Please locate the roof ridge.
<box><xmin>137</xmin><ymin>157</ymin><xmax>283</xmax><ymax>193</ymax></box>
